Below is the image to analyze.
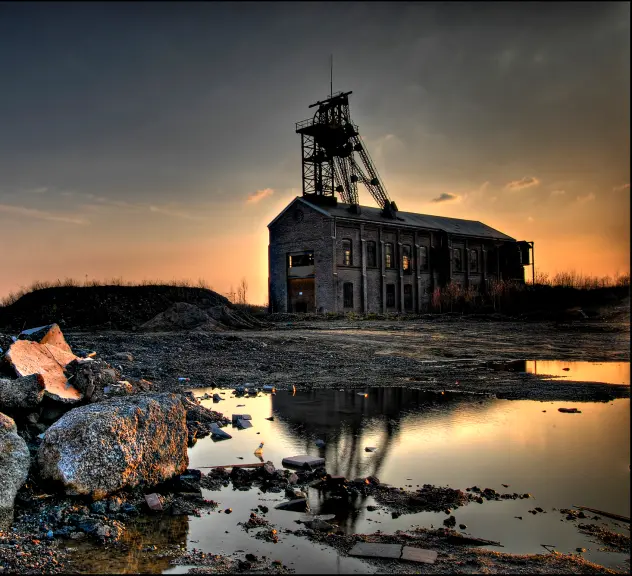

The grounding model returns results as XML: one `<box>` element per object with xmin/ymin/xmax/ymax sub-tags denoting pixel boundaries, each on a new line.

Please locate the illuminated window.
<box><xmin>469</xmin><ymin>249</ymin><xmax>479</xmax><ymax>273</ymax></box>
<box><xmin>402</xmin><ymin>244</ymin><xmax>412</xmax><ymax>273</ymax></box>
<box><xmin>366</xmin><ymin>241</ymin><xmax>377</xmax><ymax>268</ymax></box>
<box><xmin>453</xmin><ymin>248</ymin><xmax>463</xmax><ymax>272</ymax></box>
<box><xmin>420</xmin><ymin>246</ymin><xmax>429</xmax><ymax>271</ymax></box>
<box><xmin>342</xmin><ymin>239</ymin><xmax>352</xmax><ymax>266</ymax></box>
<box><xmin>343</xmin><ymin>282</ymin><xmax>353</xmax><ymax>308</ymax></box>
<box><xmin>385</xmin><ymin>243</ymin><xmax>394</xmax><ymax>269</ymax></box>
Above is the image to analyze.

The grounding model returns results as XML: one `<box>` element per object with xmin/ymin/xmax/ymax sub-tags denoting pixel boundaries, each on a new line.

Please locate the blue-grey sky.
<box><xmin>0</xmin><ymin>1</ymin><xmax>629</xmax><ymax>302</ymax></box>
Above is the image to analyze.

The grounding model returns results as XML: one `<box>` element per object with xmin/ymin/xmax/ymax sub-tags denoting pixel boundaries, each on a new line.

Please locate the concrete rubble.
<box><xmin>4</xmin><ymin>323</ymin><xmax>82</xmax><ymax>403</ymax></box>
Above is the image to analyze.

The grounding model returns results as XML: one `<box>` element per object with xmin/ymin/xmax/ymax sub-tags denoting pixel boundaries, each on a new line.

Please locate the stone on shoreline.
<box><xmin>0</xmin><ymin>412</ymin><xmax>30</xmax><ymax>510</ymax></box>
<box><xmin>38</xmin><ymin>393</ymin><xmax>189</xmax><ymax>499</ymax></box>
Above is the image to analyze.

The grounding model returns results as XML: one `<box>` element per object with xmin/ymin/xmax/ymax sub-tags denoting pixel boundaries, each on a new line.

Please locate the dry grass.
<box><xmin>0</xmin><ymin>276</ymin><xmax>217</xmax><ymax>308</ymax></box>
<box><xmin>530</xmin><ymin>270</ymin><xmax>631</xmax><ymax>290</ymax></box>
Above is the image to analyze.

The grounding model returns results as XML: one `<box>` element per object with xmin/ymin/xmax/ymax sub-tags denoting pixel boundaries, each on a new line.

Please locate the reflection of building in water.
<box><xmin>272</xmin><ymin>388</ymin><xmax>469</xmax><ymax>532</ymax></box>
<box><xmin>271</xmin><ymin>388</ymin><xmax>463</xmax><ymax>482</ymax></box>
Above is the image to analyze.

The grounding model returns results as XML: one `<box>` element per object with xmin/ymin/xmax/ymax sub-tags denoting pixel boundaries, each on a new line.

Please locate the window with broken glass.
<box><xmin>385</xmin><ymin>243</ymin><xmax>394</xmax><ymax>269</ymax></box>
<box><xmin>343</xmin><ymin>282</ymin><xmax>354</xmax><ymax>308</ymax></box>
<box><xmin>469</xmin><ymin>249</ymin><xmax>479</xmax><ymax>273</ymax></box>
<box><xmin>366</xmin><ymin>241</ymin><xmax>377</xmax><ymax>268</ymax></box>
<box><xmin>342</xmin><ymin>239</ymin><xmax>352</xmax><ymax>266</ymax></box>
<box><xmin>402</xmin><ymin>244</ymin><xmax>412</xmax><ymax>274</ymax></box>
<box><xmin>420</xmin><ymin>246</ymin><xmax>429</xmax><ymax>271</ymax></box>
<box><xmin>453</xmin><ymin>248</ymin><xmax>463</xmax><ymax>272</ymax></box>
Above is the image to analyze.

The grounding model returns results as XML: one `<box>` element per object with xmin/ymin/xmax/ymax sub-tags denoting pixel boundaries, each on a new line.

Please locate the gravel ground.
<box><xmin>63</xmin><ymin>318</ymin><xmax>630</xmax><ymax>402</ymax></box>
<box><xmin>298</xmin><ymin>527</ymin><xmax>622</xmax><ymax>574</ymax></box>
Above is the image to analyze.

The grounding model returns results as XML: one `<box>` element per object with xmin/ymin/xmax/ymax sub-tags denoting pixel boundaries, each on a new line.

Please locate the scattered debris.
<box><xmin>275</xmin><ymin>498</ymin><xmax>309</xmax><ymax>512</ymax></box>
<box><xmin>281</xmin><ymin>455</ymin><xmax>326</xmax><ymax>469</ymax></box>
<box><xmin>365</xmin><ymin>446</ymin><xmax>377</xmax><ymax>452</ymax></box>
<box><xmin>558</xmin><ymin>407</ymin><xmax>582</xmax><ymax>413</ymax></box>
<box><xmin>145</xmin><ymin>493</ymin><xmax>163</xmax><ymax>511</ymax></box>
<box><xmin>574</xmin><ymin>506</ymin><xmax>630</xmax><ymax>523</ymax></box>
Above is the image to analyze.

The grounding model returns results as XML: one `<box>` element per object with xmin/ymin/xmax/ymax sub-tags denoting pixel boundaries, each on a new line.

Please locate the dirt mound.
<box><xmin>140</xmin><ymin>302</ymin><xmax>262</xmax><ymax>332</ymax></box>
<box><xmin>0</xmin><ymin>285</ymin><xmax>263</xmax><ymax>331</ymax></box>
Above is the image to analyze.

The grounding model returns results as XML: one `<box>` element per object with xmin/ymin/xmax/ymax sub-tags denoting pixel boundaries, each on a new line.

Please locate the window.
<box><xmin>343</xmin><ymin>282</ymin><xmax>354</xmax><ymax>308</ymax></box>
<box><xmin>469</xmin><ymin>249</ymin><xmax>479</xmax><ymax>273</ymax></box>
<box><xmin>342</xmin><ymin>239</ymin><xmax>352</xmax><ymax>266</ymax></box>
<box><xmin>404</xmin><ymin>284</ymin><xmax>413</xmax><ymax>311</ymax></box>
<box><xmin>386</xmin><ymin>284</ymin><xmax>396</xmax><ymax>307</ymax></box>
<box><xmin>385</xmin><ymin>243</ymin><xmax>394</xmax><ymax>269</ymax></box>
<box><xmin>420</xmin><ymin>246</ymin><xmax>429</xmax><ymax>271</ymax></box>
<box><xmin>453</xmin><ymin>248</ymin><xmax>463</xmax><ymax>272</ymax></box>
<box><xmin>402</xmin><ymin>244</ymin><xmax>412</xmax><ymax>273</ymax></box>
<box><xmin>288</xmin><ymin>252</ymin><xmax>314</xmax><ymax>267</ymax></box>
<box><xmin>366</xmin><ymin>241</ymin><xmax>377</xmax><ymax>268</ymax></box>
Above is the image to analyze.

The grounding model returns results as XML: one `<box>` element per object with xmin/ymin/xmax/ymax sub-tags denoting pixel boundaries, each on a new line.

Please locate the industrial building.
<box><xmin>268</xmin><ymin>91</ymin><xmax>532</xmax><ymax>313</ymax></box>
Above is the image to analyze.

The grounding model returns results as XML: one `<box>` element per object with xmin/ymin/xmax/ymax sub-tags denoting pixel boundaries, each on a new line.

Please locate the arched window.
<box><xmin>342</xmin><ymin>239</ymin><xmax>352</xmax><ymax>266</ymax></box>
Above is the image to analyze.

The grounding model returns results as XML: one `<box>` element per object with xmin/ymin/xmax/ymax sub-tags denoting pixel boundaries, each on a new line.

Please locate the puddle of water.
<box><xmin>489</xmin><ymin>359</ymin><xmax>630</xmax><ymax>385</ymax></box>
<box><xmin>68</xmin><ymin>387</ymin><xmax>630</xmax><ymax>573</ymax></box>
<box><xmin>525</xmin><ymin>360</ymin><xmax>630</xmax><ymax>385</ymax></box>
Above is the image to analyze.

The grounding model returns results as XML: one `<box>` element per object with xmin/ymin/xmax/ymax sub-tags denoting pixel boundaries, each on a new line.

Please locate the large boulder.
<box><xmin>38</xmin><ymin>393</ymin><xmax>188</xmax><ymax>500</ymax></box>
<box><xmin>0</xmin><ymin>412</ymin><xmax>30</xmax><ymax>510</ymax></box>
<box><xmin>0</xmin><ymin>374</ymin><xmax>46</xmax><ymax>410</ymax></box>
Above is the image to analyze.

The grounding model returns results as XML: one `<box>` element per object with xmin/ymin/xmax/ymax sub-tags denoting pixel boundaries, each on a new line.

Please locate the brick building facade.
<box><xmin>268</xmin><ymin>197</ymin><xmax>529</xmax><ymax>314</ymax></box>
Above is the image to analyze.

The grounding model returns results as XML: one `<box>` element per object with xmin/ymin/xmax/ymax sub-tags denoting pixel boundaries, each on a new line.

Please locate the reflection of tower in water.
<box><xmin>271</xmin><ymin>387</ymin><xmax>456</xmax><ymax>532</ymax></box>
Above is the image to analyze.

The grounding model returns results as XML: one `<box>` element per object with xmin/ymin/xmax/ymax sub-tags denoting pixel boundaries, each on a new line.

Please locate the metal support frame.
<box><xmin>296</xmin><ymin>91</ymin><xmax>398</xmax><ymax>217</ymax></box>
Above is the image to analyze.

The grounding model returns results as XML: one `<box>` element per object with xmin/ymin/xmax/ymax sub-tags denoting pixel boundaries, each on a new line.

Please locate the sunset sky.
<box><xmin>0</xmin><ymin>1</ymin><xmax>629</xmax><ymax>304</ymax></box>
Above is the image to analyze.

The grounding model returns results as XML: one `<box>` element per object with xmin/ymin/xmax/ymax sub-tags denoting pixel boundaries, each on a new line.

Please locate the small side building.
<box><xmin>268</xmin><ymin>197</ymin><xmax>531</xmax><ymax>314</ymax></box>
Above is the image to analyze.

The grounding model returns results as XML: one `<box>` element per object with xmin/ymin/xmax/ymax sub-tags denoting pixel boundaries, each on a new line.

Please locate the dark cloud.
<box><xmin>431</xmin><ymin>193</ymin><xmax>458</xmax><ymax>203</ymax></box>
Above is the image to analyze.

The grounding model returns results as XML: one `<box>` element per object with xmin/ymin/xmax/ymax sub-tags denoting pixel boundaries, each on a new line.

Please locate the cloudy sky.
<box><xmin>0</xmin><ymin>1</ymin><xmax>629</xmax><ymax>303</ymax></box>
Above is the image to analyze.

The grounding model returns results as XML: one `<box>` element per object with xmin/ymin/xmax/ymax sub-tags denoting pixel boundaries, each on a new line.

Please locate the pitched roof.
<box><xmin>269</xmin><ymin>197</ymin><xmax>515</xmax><ymax>241</ymax></box>
<box><xmin>305</xmin><ymin>200</ymin><xmax>515</xmax><ymax>241</ymax></box>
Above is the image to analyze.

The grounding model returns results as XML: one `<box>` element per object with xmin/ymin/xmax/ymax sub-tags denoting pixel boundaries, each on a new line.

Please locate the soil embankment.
<box><xmin>0</xmin><ymin>286</ymin><xmax>263</xmax><ymax>332</ymax></box>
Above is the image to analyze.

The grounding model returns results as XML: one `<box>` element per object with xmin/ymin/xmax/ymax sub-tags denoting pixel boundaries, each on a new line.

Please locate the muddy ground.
<box><xmin>64</xmin><ymin>318</ymin><xmax>630</xmax><ymax>402</ymax></box>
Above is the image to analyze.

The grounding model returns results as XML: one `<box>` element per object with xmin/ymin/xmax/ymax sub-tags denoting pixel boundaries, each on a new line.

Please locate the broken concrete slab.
<box><xmin>232</xmin><ymin>414</ymin><xmax>252</xmax><ymax>423</ymax></box>
<box><xmin>274</xmin><ymin>498</ymin><xmax>309</xmax><ymax>512</ymax></box>
<box><xmin>145</xmin><ymin>493</ymin><xmax>163</xmax><ymax>511</ymax></box>
<box><xmin>236</xmin><ymin>418</ymin><xmax>253</xmax><ymax>429</ymax></box>
<box><xmin>348</xmin><ymin>542</ymin><xmax>403</xmax><ymax>559</ymax></box>
<box><xmin>18</xmin><ymin>324</ymin><xmax>73</xmax><ymax>355</ymax></box>
<box><xmin>281</xmin><ymin>455</ymin><xmax>326</xmax><ymax>469</ymax></box>
<box><xmin>210</xmin><ymin>423</ymin><xmax>232</xmax><ymax>440</ymax></box>
<box><xmin>0</xmin><ymin>374</ymin><xmax>46</xmax><ymax>409</ymax></box>
<box><xmin>5</xmin><ymin>340</ymin><xmax>81</xmax><ymax>403</ymax></box>
<box><xmin>401</xmin><ymin>547</ymin><xmax>438</xmax><ymax>564</ymax></box>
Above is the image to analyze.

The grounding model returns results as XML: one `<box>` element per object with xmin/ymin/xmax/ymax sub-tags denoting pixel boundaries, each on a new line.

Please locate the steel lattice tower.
<box><xmin>295</xmin><ymin>91</ymin><xmax>398</xmax><ymax>218</ymax></box>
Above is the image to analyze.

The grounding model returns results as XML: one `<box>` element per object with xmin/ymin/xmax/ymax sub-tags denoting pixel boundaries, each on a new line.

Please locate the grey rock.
<box><xmin>0</xmin><ymin>374</ymin><xmax>46</xmax><ymax>410</ymax></box>
<box><xmin>0</xmin><ymin>412</ymin><xmax>30</xmax><ymax>510</ymax></box>
<box><xmin>275</xmin><ymin>498</ymin><xmax>309</xmax><ymax>512</ymax></box>
<box><xmin>38</xmin><ymin>393</ymin><xmax>188</xmax><ymax>499</ymax></box>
